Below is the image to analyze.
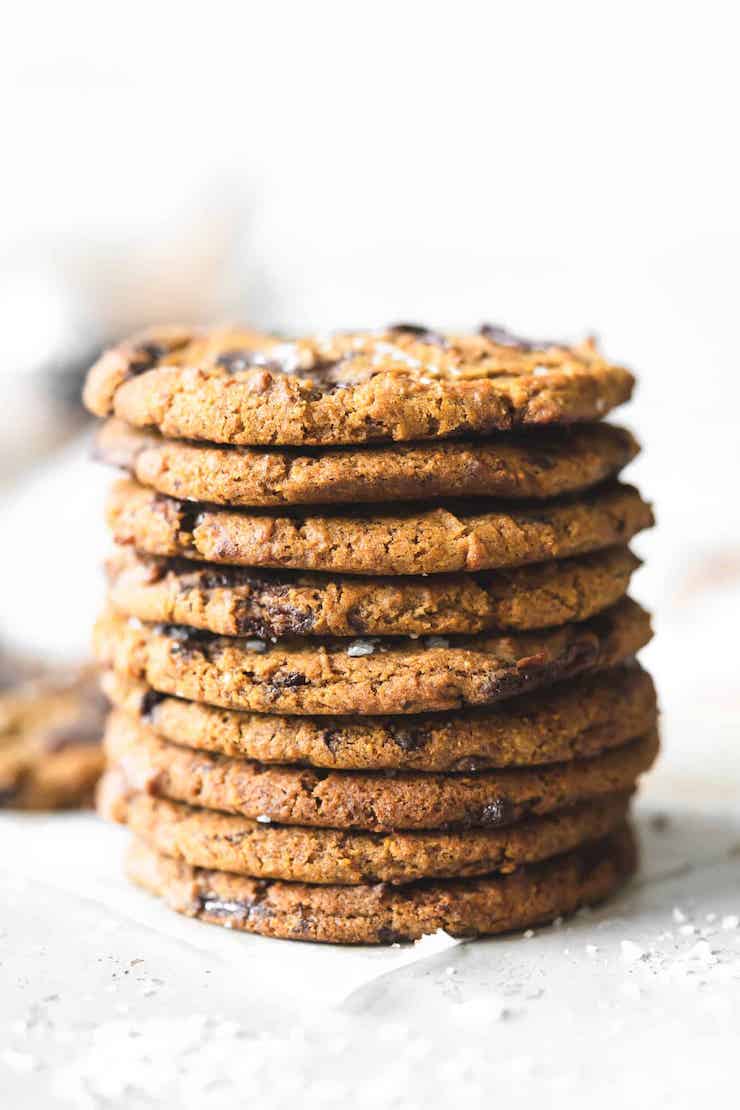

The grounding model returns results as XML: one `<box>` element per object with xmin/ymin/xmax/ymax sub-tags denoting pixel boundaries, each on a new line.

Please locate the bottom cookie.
<box><xmin>126</xmin><ymin>825</ymin><xmax>637</xmax><ymax>944</ymax></box>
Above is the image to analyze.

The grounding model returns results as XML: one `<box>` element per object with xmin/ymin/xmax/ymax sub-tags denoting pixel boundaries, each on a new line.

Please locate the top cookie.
<box><xmin>83</xmin><ymin>324</ymin><xmax>634</xmax><ymax>447</ymax></box>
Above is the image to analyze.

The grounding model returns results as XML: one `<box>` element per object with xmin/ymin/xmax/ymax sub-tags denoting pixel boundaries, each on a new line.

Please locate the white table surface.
<box><xmin>1</xmin><ymin>417</ymin><xmax>739</xmax><ymax>1108</ymax></box>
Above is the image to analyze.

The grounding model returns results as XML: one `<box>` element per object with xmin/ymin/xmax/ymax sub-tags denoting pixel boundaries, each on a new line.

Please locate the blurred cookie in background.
<box><xmin>0</xmin><ymin>656</ymin><xmax>106</xmax><ymax>810</ymax></box>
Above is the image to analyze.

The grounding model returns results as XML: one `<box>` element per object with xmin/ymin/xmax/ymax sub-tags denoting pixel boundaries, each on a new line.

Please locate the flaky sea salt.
<box><xmin>245</xmin><ymin>639</ymin><xmax>268</xmax><ymax>653</ymax></box>
<box><xmin>347</xmin><ymin>640</ymin><xmax>375</xmax><ymax>657</ymax></box>
<box><xmin>620</xmin><ymin>940</ymin><xmax>645</xmax><ymax>963</ymax></box>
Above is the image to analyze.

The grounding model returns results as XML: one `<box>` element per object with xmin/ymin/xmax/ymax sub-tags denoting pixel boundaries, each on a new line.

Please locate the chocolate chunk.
<box><xmin>388</xmin><ymin>724</ymin><xmax>431</xmax><ymax>752</ymax></box>
<box><xmin>321</xmin><ymin>729</ymin><xmax>342</xmax><ymax>753</ymax></box>
<box><xmin>216</xmin><ymin>349</ymin><xmax>285</xmax><ymax>375</ymax></box>
<box><xmin>388</xmin><ymin>323</ymin><xmax>447</xmax><ymax>347</ymax></box>
<box><xmin>157</xmin><ymin>624</ymin><xmax>218</xmax><ymax>660</ymax></box>
<box><xmin>376</xmin><ymin>926</ymin><xmax>407</xmax><ymax>945</ymax></box>
<box><xmin>479</xmin><ymin>324</ymin><xmax>559</xmax><ymax>352</ymax></box>
<box><xmin>173</xmin><ymin>500</ymin><xmax>204</xmax><ymax>537</ymax></box>
<box><xmin>199</xmin><ymin>896</ymin><xmax>250</xmax><ymax>923</ymax></box>
<box><xmin>140</xmin><ymin>689</ymin><xmax>166</xmax><ymax>721</ymax></box>
<box><xmin>127</xmin><ymin>342</ymin><xmax>167</xmax><ymax>377</ymax></box>
<box><xmin>270</xmin><ymin>672</ymin><xmax>309</xmax><ymax>689</ymax></box>
<box><xmin>478</xmin><ymin>798</ymin><xmax>518</xmax><ymax>827</ymax></box>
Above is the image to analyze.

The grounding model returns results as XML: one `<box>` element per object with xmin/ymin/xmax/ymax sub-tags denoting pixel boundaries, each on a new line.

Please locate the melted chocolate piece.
<box><xmin>321</xmin><ymin>729</ymin><xmax>342</xmax><ymax>753</ymax></box>
<box><xmin>479</xmin><ymin>324</ymin><xmax>560</xmax><ymax>352</ymax></box>
<box><xmin>478</xmin><ymin>798</ymin><xmax>518</xmax><ymax>827</ymax></box>
<box><xmin>376</xmin><ymin>926</ymin><xmax>408</xmax><ymax>945</ymax></box>
<box><xmin>216</xmin><ymin>349</ymin><xmax>285</xmax><ymax>375</ymax></box>
<box><xmin>388</xmin><ymin>323</ymin><xmax>448</xmax><ymax>347</ymax></box>
<box><xmin>269</xmin><ymin>672</ymin><xmax>309</xmax><ymax>690</ymax></box>
<box><xmin>140</xmin><ymin>689</ymin><xmax>166</xmax><ymax>721</ymax></box>
<box><xmin>174</xmin><ymin>500</ymin><xmax>204</xmax><ymax>537</ymax></box>
<box><xmin>388</xmin><ymin>724</ymin><xmax>431</xmax><ymax>752</ymax></box>
<box><xmin>200</xmin><ymin>896</ymin><xmax>251</xmax><ymax>923</ymax></box>
<box><xmin>127</xmin><ymin>342</ymin><xmax>168</xmax><ymax>377</ymax></box>
<box><xmin>156</xmin><ymin>624</ymin><xmax>218</xmax><ymax>660</ymax></box>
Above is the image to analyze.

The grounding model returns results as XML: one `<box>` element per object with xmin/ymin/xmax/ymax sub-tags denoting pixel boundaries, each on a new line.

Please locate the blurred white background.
<box><xmin>0</xmin><ymin>0</ymin><xmax>738</xmax><ymax>773</ymax></box>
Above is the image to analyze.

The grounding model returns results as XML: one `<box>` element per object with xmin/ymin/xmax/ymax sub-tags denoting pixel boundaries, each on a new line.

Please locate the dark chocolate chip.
<box><xmin>156</xmin><ymin>624</ymin><xmax>218</xmax><ymax>660</ymax></box>
<box><xmin>199</xmin><ymin>896</ymin><xmax>251</xmax><ymax>923</ymax></box>
<box><xmin>173</xmin><ymin>500</ymin><xmax>204</xmax><ymax>536</ymax></box>
<box><xmin>216</xmin><ymin>349</ymin><xmax>286</xmax><ymax>375</ymax></box>
<box><xmin>479</xmin><ymin>324</ymin><xmax>559</xmax><ymax>352</ymax></box>
<box><xmin>478</xmin><ymin>798</ymin><xmax>518</xmax><ymax>827</ymax></box>
<box><xmin>321</xmin><ymin>729</ymin><xmax>342</xmax><ymax>753</ymax></box>
<box><xmin>127</xmin><ymin>342</ymin><xmax>168</xmax><ymax>377</ymax></box>
<box><xmin>376</xmin><ymin>926</ymin><xmax>407</xmax><ymax>945</ymax></box>
<box><xmin>388</xmin><ymin>724</ymin><xmax>431</xmax><ymax>752</ymax></box>
<box><xmin>270</xmin><ymin>671</ymin><xmax>309</xmax><ymax>689</ymax></box>
<box><xmin>140</xmin><ymin>689</ymin><xmax>166</xmax><ymax>721</ymax></box>
<box><xmin>388</xmin><ymin>323</ymin><xmax>447</xmax><ymax>347</ymax></box>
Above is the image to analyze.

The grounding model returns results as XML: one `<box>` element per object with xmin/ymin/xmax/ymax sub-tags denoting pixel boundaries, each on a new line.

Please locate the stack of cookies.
<box><xmin>83</xmin><ymin>323</ymin><xmax>657</xmax><ymax>944</ymax></box>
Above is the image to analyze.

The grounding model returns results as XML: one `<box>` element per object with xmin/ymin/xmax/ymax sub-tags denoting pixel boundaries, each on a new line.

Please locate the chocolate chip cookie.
<box><xmin>100</xmin><ymin>773</ymin><xmax>632</xmax><ymax>885</ymax></box>
<box><xmin>107</xmin><ymin>478</ymin><xmax>653</xmax><ymax>576</ymax></box>
<box><xmin>106</xmin><ymin>545</ymin><xmax>640</xmax><ymax>639</ymax></box>
<box><xmin>83</xmin><ymin>324</ymin><xmax>634</xmax><ymax>447</ymax></box>
<box><xmin>126</xmin><ymin>824</ymin><xmax>637</xmax><ymax>943</ymax></box>
<box><xmin>102</xmin><ymin>663</ymin><xmax>658</xmax><ymax>772</ymax></box>
<box><xmin>104</xmin><ymin>710</ymin><xmax>658</xmax><ymax>831</ymax></box>
<box><xmin>96</xmin><ymin>417</ymin><xmax>639</xmax><ymax>506</ymax></box>
<box><xmin>94</xmin><ymin>597</ymin><xmax>651</xmax><ymax>716</ymax></box>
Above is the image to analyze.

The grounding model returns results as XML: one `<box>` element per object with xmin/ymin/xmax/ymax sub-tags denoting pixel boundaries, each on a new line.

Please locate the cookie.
<box><xmin>106</xmin><ymin>545</ymin><xmax>641</xmax><ymax>638</ymax></box>
<box><xmin>125</xmin><ymin>825</ymin><xmax>637</xmax><ymax>943</ymax></box>
<box><xmin>83</xmin><ymin>324</ymin><xmax>634</xmax><ymax>447</ymax></box>
<box><xmin>106</xmin><ymin>478</ymin><xmax>653</xmax><ymax>576</ymax></box>
<box><xmin>100</xmin><ymin>773</ymin><xmax>632</xmax><ymax>885</ymax></box>
<box><xmin>93</xmin><ymin>596</ymin><xmax>651</xmax><ymax>716</ymax></box>
<box><xmin>102</xmin><ymin>663</ymin><xmax>658</xmax><ymax>772</ymax></box>
<box><xmin>0</xmin><ymin>664</ymin><xmax>106</xmax><ymax>810</ymax></box>
<box><xmin>95</xmin><ymin>418</ymin><xmax>639</xmax><ymax>507</ymax></box>
<box><xmin>104</xmin><ymin>710</ymin><xmax>658</xmax><ymax>831</ymax></box>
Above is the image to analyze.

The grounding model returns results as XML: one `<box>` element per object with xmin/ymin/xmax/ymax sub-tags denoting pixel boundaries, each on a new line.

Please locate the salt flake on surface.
<box><xmin>722</xmin><ymin>915</ymin><xmax>739</xmax><ymax>930</ymax></box>
<box><xmin>620</xmin><ymin>940</ymin><xmax>645</xmax><ymax>964</ymax></box>
<box><xmin>672</xmin><ymin>907</ymin><xmax>688</xmax><ymax>924</ymax></box>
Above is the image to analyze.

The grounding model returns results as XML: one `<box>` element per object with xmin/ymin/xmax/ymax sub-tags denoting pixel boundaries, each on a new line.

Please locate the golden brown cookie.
<box><xmin>126</xmin><ymin>824</ymin><xmax>638</xmax><ymax>943</ymax></box>
<box><xmin>93</xmin><ymin>597</ymin><xmax>651</xmax><ymax>716</ymax></box>
<box><xmin>0</xmin><ymin>664</ymin><xmax>106</xmax><ymax>810</ymax></box>
<box><xmin>104</xmin><ymin>711</ymin><xmax>658</xmax><ymax>831</ymax></box>
<box><xmin>100</xmin><ymin>773</ymin><xmax>632</xmax><ymax>885</ymax></box>
<box><xmin>106</xmin><ymin>478</ymin><xmax>653</xmax><ymax>576</ymax></box>
<box><xmin>105</xmin><ymin>546</ymin><xmax>641</xmax><ymax>638</ymax></box>
<box><xmin>102</xmin><ymin>663</ymin><xmax>658</xmax><ymax>772</ymax></box>
<box><xmin>95</xmin><ymin>418</ymin><xmax>639</xmax><ymax>506</ymax></box>
<box><xmin>83</xmin><ymin>324</ymin><xmax>634</xmax><ymax>447</ymax></box>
